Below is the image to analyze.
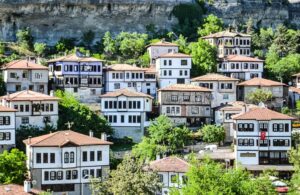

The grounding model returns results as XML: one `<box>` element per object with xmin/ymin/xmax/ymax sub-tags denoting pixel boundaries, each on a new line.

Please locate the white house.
<box><xmin>47</xmin><ymin>53</ymin><xmax>104</xmax><ymax>103</ymax></box>
<box><xmin>289</xmin><ymin>87</ymin><xmax>300</xmax><ymax>109</ymax></box>
<box><xmin>237</xmin><ymin>78</ymin><xmax>288</xmax><ymax>109</ymax></box>
<box><xmin>104</xmin><ymin>64</ymin><xmax>157</xmax><ymax>97</ymax></box>
<box><xmin>156</xmin><ymin>52</ymin><xmax>192</xmax><ymax>89</ymax></box>
<box><xmin>0</xmin><ymin>90</ymin><xmax>60</xmax><ymax>129</ymax></box>
<box><xmin>202</xmin><ymin>30</ymin><xmax>251</xmax><ymax>58</ymax></box>
<box><xmin>191</xmin><ymin>73</ymin><xmax>239</xmax><ymax>108</ymax></box>
<box><xmin>147</xmin><ymin>156</ymin><xmax>189</xmax><ymax>195</ymax></box>
<box><xmin>23</xmin><ymin>130</ymin><xmax>112</xmax><ymax>195</ymax></box>
<box><xmin>2</xmin><ymin>60</ymin><xmax>49</xmax><ymax>94</ymax></box>
<box><xmin>218</xmin><ymin>55</ymin><xmax>264</xmax><ymax>80</ymax></box>
<box><xmin>146</xmin><ymin>40</ymin><xmax>179</xmax><ymax>64</ymax></box>
<box><xmin>232</xmin><ymin>107</ymin><xmax>294</xmax><ymax>173</ymax></box>
<box><xmin>100</xmin><ymin>88</ymin><xmax>153</xmax><ymax>142</ymax></box>
<box><xmin>292</xmin><ymin>72</ymin><xmax>300</xmax><ymax>89</ymax></box>
<box><xmin>214</xmin><ymin>101</ymin><xmax>258</xmax><ymax>143</ymax></box>
<box><xmin>0</xmin><ymin>105</ymin><xmax>16</xmax><ymax>152</ymax></box>
<box><xmin>158</xmin><ymin>84</ymin><xmax>212</xmax><ymax>128</ymax></box>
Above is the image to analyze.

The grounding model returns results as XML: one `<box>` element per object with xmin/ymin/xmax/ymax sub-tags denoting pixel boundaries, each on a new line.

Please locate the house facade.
<box><xmin>0</xmin><ymin>90</ymin><xmax>59</xmax><ymax>129</ymax></box>
<box><xmin>202</xmin><ymin>30</ymin><xmax>251</xmax><ymax>58</ymax></box>
<box><xmin>158</xmin><ymin>84</ymin><xmax>212</xmax><ymax>128</ymax></box>
<box><xmin>104</xmin><ymin>64</ymin><xmax>157</xmax><ymax>97</ymax></box>
<box><xmin>156</xmin><ymin>53</ymin><xmax>192</xmax><ymax>89</ymax></box>
<box><xmin>191</xmin><ymin>73</ymin><xmax>239</xmax><ymax>108</ymax></box>
<box><xmin>100</xmin><ymin>88</ymin><xmax>153</xmax><ymax>142</ymax></box>
<box><xmin>23</xmin><ymin>130</ymin><xmax>112</xmax><ymax>195</ymax></box>
<box><xmin>48</xmin><ymin>54</ymin><xmax>104</xmax><ymax>103</ymax></box>
<box><xmin>218</xmin><ymin>55</ymin><xmax>264</xmax><ymax>80</ymax></box>
<box><xmin>233</xmin><ymin>107</ymin><xmax>293</xmax><ymax>173</ymax></box>
<box><xmin>0</xmin><ymin>105</ymin><xmax>16</xmax><ymax>152</ymax></box>
<box><xmin>146</xmin><ymin>40</ymin><xmax>179</xmax><ymax>64</ymax></box>
<box><xmin>147</xmin><ymin>156</ymin><xmax>189</xmax><ymax>195</ymax></box>
<box><xmin>237</xmin><ymin>78</ymin><xmax>288</xmax><ymax>110</ymax></box>
<box><xmin>2</xmin><ymin>60</ymin><xmax>49</xmax><ymax>94</ymax></box>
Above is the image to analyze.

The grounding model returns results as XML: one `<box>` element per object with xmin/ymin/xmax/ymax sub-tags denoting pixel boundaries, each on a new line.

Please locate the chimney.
<box><xmin>24</xmin><ymin>180</ymin><xmax>31</xmax><ymax>193</ymax></box>
<box><xmin>89</xmin><ymin>130</ymin><xmax>94</xmax><ymax>137</ymax></box>
<box><xmin>101</xmin><ymin>132</ymin><xmax>107</xmax><ymax>141</ymax></box>
<box><xmin>28</xmin><ymin>136</ymin><xmax>32</xmax><ymax>144</ymax></box>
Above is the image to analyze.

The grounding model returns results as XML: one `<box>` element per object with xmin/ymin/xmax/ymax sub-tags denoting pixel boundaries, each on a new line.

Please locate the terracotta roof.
<box><xmin>146</xmin><ymin>40</ymin><xmax>178</xmax><ymax>47</ymax></box>
<box><xmin>144</xmin><ymin>65</ymin><xmax>156</xmax><ymax>73</ymax></box>
<box><xmin>2</xmin><ymin>60</ymin><xmax>48</xmax><ymax>70</ymax></box>
<box><xmin>202</xmin><ymin>30</ymin><xmax>251</xmax><ymax>38</ymax></box>
<box><xmin>0</xmin><ymin>184</ymin><xmax>42</xmax><ymax>195</ymax></box>
<box><xmin>158</xmin><ymin>52</ymin><xmax>191</xmax><ymax>58</ymax></box>
<box><xmin>0</xmin><ymin>90</ymin><xmax>60</xmax><ymax>101</ymax></box>
<box><xmin>47</xmin><ymin>54</ymin><xmax>103</xmax><ymax>63</ymax></box>
<box><xmin>148</xmin><ymin>157</ymin><xmax>189</xmax><ymax>172</ymax></box>
<box><xmin>191</xmin><ymin>73</ymin><xmax>239</xmax><ymax>82</ymax></box>
<box><xmin>216</xmin><ymin>101</ymin><xmax>258</xmax><ymax>111</ymax></box>
<box><xmin>23</xmin><ymin>130</ymin><xmax>112</xmax><ymax>147</ymax></box>
<box><xmin>105</xmin><ymin>64</ymin><xmax>144</xmax><ymax>71</ymax></box>
<box><xmin>237</xmin><ymin>78</ymin><xmax>286</xmax><ymax>87</ymax></box>
<box><xmin>100</xmin><ymin>88</ymin><xmax>153</xmax><ymax>99</ymax></box>
<box><xmin>158</xmin><ymin>84</ymin><xmax>212</xmax><ymax>92</ymax></box>
<box><xmin>223</xmin><ymin>55</ymin><xmax>264</xmax><ymax>62</ymax></box>
<box><xmin>0</xmin><ymin>105</ymin><xmax>17</xmax><ymax>112</ymax></box>
<box><xmin>232</xmin><ymin>107</ymin><xmax>294</xmax><ymax>120</ymax></box>
<box><xmin>289</xmin><ymin>87</ymin><xmax>300</xmax><ymax>94</ymax></box>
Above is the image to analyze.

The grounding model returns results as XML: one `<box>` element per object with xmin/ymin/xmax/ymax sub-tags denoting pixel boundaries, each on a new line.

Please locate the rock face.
<box><xmin>0</xmin><ymin>0</ymin><xmax>298</xmax><ymax>45</ymax></box>
<box><xmin>0</xmin><ymin>0</ymin><xmax>192</xmax><ymax>45</ymax></box>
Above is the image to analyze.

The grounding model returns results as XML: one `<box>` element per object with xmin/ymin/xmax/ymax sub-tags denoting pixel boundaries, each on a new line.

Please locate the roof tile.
<box><xmin>0</xmin><ymin>90</ymin><xmax>60</xmax><ymax>101</ymax></box>
<box><xmin>100</xmin><ymin>88</ymin><xmax>153</xmax><ymax>99</ymax></box>
<box><xmin>192</xmin><ymin>73</ymin><xmax>239</xmax><ymax>81</ymax></box>
<box><xmin>223</xmin><ymin>55</ymin><xmax>264</xmax><ymax>62</ymax></box>
<box><xmin>238</xmin><ymin>78</ymin><xmax>286</xmax><ymax>87</ymax></box>
<box><xmin>158</xmin><ymin>84</ymin><xmax>212</xmax><ymax>92</ymax></box>
<box><xmin>232</xmin><ymin>107</ymin><xmax>294</xmax><ymax>120</ymax></box>
<box><xmin>2</xmin><ymin>60</ymin><xmax>48</xmax><ymax>70</ymax></box>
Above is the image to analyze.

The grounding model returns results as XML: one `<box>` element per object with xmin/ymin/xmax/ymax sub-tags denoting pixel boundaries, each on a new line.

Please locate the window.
<box><xmin>96</xmin><ymin>169</ymin><xmax>102</xmax><ymax>178</ymax></box>
<box><xmin>57</xmin><ymin>171</ymin><xmax>63</xmax><ymax>180</ymax></box>
<box><xmin>182</xmin><ymin>175</ymin><xmax>188</xmax><ymax>184</ymax></box>
<box><xmin>36</xmin><ymin>153</ymin><xmax>41</xmax><ymax>163</ymax></box>
<box><xmin>171</xmin><ymin>95</ymin><xmax>178</xmax><ymax>102</ymax></box>
<box><xmin>10</xmin><ymin>72</ymin><xmax>17</xmax><ymax>78</ymax></box>
<box><xmin>82</xmin><ymin>151</ymin><xmax>87</xmax><ymax>162</ymax></box>
<box><xmin>82</xmin><ymin>169</ymin><xmax>89</xmax><ymax>178</ymax></box>
<box><xmin>90</xmin><ymin>151</ymin><xmax>95</xmax><ymax>161</ymax></box>
<box><xmin>191</xmin><ymin>107</ymin><xmax>199</xmax><ymax>114</ymax></box>
<box><xmin>223</xmin><ymin>94</ymin><xmax>229</xmax><ymax>100</ymax></box>
<box><xmin>64</xmin><ymin>152</ymin><xmax>69</xmax><ymax>163</ymax></box>
<box><xmin>259</xmin><ymin>139</ymin><xmax>269</xmax><ymax>147</ymax></box>
<box><xmin>44</xmin><ymin>171</ymin><xmax>49</xmax><ymax>181</ymax></box>
<box><xmin>164</xmin><ymin>60</ymin><xmax>167</xmax><ymax>66</ymax></box>
<box><xmin>237</xmin><ymin>123</ymin><xmax>254</xmax><ymax>132</ymax></box>
<box><xmin>285</xmin><ymin>124</ymin><xmax>289</xmax><ymax>132</ymax></box>
<box><xmin>273</xmin><ymin>124</ymin><xmax>284</xmax><ymax>132</ymax></box>
<box><xmin>259</xmin><ymin>123</ymin><xmax>268</xmax><ymax>132</ymax></box>
<box><xmin>90</xmin><ymin>169</ymin><xmax>95</xmax><ymax>178</ymax></box>
<box><xmin>50</xmin><ymin>153</ymin><xmax>55</xmax><ymax>163</ymax></box>
<box><xmin>171</xmin><ymin>175</ymin><xmax>177</xmax><ymax>183</ymax></box>
<box><xmin>0</xmin><ymin>116</ymin><xmax>10</xmax><ymax>125</ymax></box>
<box><xmin>183</xmin><ymin>95</ymin><xmax>190</xmax><ymax>101</ymax></box>
<box><xmin>121</xmin><ymin>115</ymin><xmax>124</xmax><ymax>123</ymax></box>
<box><xmin>70</xmin><ymin>152</ymin><xmax>74</xmax><ymax>163</ymax></box>
<box><xmin>43</xmin><ymin>153</ymin><xmax>48</xmax><ymax>163</ymax></box>
<box><xmin>114</xmin><ymin>83</ymin><xmax>120</xmax><ymax>89</ymax></box>
<box><xmin>169</xmin><ymin>70</ymin><xmax>172</xmax><ymax>76</ymax></box>
<box><xmin>66</xmin><ymin>170</ymin><xmax>71</xmax><ymax>180</ymax></box>
<box><xmin>166</xmin><ymin>107</ymin><xmax>170</xmax><ymax>114</ymax></box>
<box><xmin>97</xmin><ymin>151</ymin><xmax>102</xmax><ymax>161</ymax></box>
<box><xmin>159</xmin><ymin>174</ymin><xmax>163</xmax><ymax>182</ymax></box>
<box><xmin>72</xmin><ymin>170</ymin><xmax>78</xmax><ymax>179</ymax></box>
<box><xmin>50</xmin><ymin>171</ymin><xmax>56</xmax><ymax>180</ymax></box>
<box><xmin>181</xmin><ymin>60</ymin><xmax>188</xmax><ymax>66</ymax></box>
<box><xmin>273</xmin><ymin>139</ymin><xmax>289</xmax><ymax>146</ymax></box>
<box><xmin>169</xmin><ymin>60</ymin><xmax>172</xmax><ymax>66</ymax></box>
<box><xmin>21</xmin><ymin>117</ymin><xmax>29</xmax><ymax>124</ymax></box>
<box><xmin>179</xmin><ymin>70</ymin><xmax>182</xmax><ymax>76</ymax></box>
<box><xmin>195</xmin><ymin>95</ymin><xmax>202</xmax><ymax>102</ymax></box>
<box><xmin>238</xmin><ymin>139</ymin><xmax>254</xmax><ymax>146</ymax></box>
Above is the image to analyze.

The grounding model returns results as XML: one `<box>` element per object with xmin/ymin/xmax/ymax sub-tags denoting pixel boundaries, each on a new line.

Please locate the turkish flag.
<box><xmin>260</xmin><ymin>132</ymin><xmax>266</xmax><ymax>140</ymax></box>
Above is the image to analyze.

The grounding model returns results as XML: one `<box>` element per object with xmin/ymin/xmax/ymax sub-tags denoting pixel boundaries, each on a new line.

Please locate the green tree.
<box><xmin>252</xmin><ymin>28</ymin><xmax>274</xmax><ymax>58</ymax></box>
<box><xmin>0</xmin><ymin>75</ymin><xmax>6</xmax><ymax>96</ymax></box>
<box><xmin>82</xmin><ymin>30</ymin><xmax>95</xmax><ymax>48</ymax></box>
<box><xmin>34</xmin><ymin>42</ymin><xmax>47</xmax><ymax>57</ymax></box>
<box><xmin>174</xmin><ymin>34</ymin><xmax>190</xmax><ymax>53</ymax></box>
<box><xmin>0</xmin><ymin>149</ymin><xmax>27</xmax><ymax>184</ymax></box>
<box><xmin>188</xmin><ymin>39</ymin><xmax>217</xmax><ymax>76</ymax></box>
<box><xmin>132</xmin><ymin>115</ymin><xmax>191</xmax><ymax>161</ymax></box>
<box><xmin>55</xmin><ymin>37</ymin><xmax>76</xmax><ymax>52</ymax></box>
<box><xmin>16</xmin><ymin>28</ymin><xmax>34</xmax><ymax>51</ymax></box>
<box><xmin>91</xmin><ymin>154</ymin><xmax>161</xmax><ymax>195</ymax></box>
<box><xmin>55</xmin><ymin>90</ymin><xmax>112</xmax><ymax>137</ymax></box>
<box><xmin>0</xmin><ymin>42</ymin><xmax>5</xmax><ymax>55</ymax></box>
<box><xmin>201</xmin><ymin>125</ymin><xmax>225</xmax><ymax>145</ymax></box>
<box><xmin>171</xmin><ymin>159</ymin><xmax>276</xmax><ymax>195</ymax></box>
<box><xmin>289</xmin><ymin>148</ymin><xmax>300</xmax><ymax>194</ymax></box>
<box><xmin>246</xmin><ymin>89</ymin><xmax>273</xmax><ymax>105</ymax></box>
<box><xmin>198</xmin><ymin>14</ymin><xmax>224</xmax><ymax>37</ymax></box>
<box><xmin>103</xmin><ymin>31</ymin><xmax>116</xmax><ymax>58</ymax></box>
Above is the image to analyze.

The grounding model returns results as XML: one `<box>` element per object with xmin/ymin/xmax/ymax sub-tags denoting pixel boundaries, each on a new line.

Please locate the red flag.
<box><xmin>260</xmin><ymin>132</ymin><xmax>266</xmax><ymax>140</ymax></box>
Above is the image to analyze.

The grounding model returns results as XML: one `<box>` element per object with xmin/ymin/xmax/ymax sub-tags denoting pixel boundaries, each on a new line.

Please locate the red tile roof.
<box><xmin>0</xmin><ymin>184</ymin><xmax>42</xmax><ymax>195</ymax></box>
<box><xmin>223</xmin><ymin>55</ymin><xmax>264</xmax><ymax>62</ymax></box>
<box><xmin>23</xmin><ymin>130</ymin><xmax>112</xmax><ymax>147</ymax></box>
<box><xmin>232</xmin><ymin>107</ymin><xmax>294</xmax><ymax>120</ymax></box>
<box><xmin>158</xmin><ymin>84</ymin><xmax>212</xmax><ymax>92</ymax></box>
<box><xmin>105</xmin><ymin>64</ymin><xmax>144</xmax><ymax>71</ymax></box>
<box><xmin>202</xmin><ymin>31</ymin><xmax>251</xmax><ymax>38</ymax></box>
<box><xmin>0</xmin><ymin>105</ymin><xmax>17</xmax><ymax>112</ymax></box>
<box><xmin>216</xmin><ymin>101</ymin><xmax>258</xmax><ymax>112</ymax></box>
<box><xmin>2</xmin><ymin>60</ymin><xmax>48</xmax><ymax>70</ymax></box>
<box><xmin>47</xmin><ymin>54</ymin><xmax>103</xmax><ymax>63</ymax></box>
<box><xmin>0</xmin><ymin>90</ymin><xmax>60</xmax><ymax>101</ymax></box>
<box><xmin>192</xmin><ymin>73</ymin><xmax>239</xmax><ymax>82</ymax></box>
<box><xmin>289</xmin><ymin>87</ymin><xmax>300</xmax><ymax>94</ymax></box>
<box><xmin>158</xmin><ymin>52</ymin><xmax>191</xmax><ymax>58</ymax></box>
<box><xmin>148</xmin><ymin>156</ymin><xmax>189</xmax><ymax>172</ymax></box>
<box><xmin>100</xmin><ymin>88</ymin><xmax>153</xmax><ymax>99</ymax></box>
<box><xmin>238</xmin><ymin>78</ymin><xmax>286</xmax><ymax>87</ymax></box>
<box><xmin>146</xmin><ymin>40</ymin><xmax>178</xmax><ymax>48</ymax></box>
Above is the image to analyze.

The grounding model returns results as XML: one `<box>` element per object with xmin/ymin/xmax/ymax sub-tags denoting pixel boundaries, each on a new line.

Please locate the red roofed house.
<box><xmin>147</xmin><ymin>156</ymin><xmax>189</xmax><ymax>195</ymax></box>
<box><xmin>23</xmin><ymin>130</ymin><xmax>112</xmax><ymax>195</ymax></box>
<box><xmin>2</xmin><ymin>60</ymin><xmax>49</xmax><ymax>94</ymax></box>
<box><xmin>146</xmin><ymin>40</ymin><xmax>179</xmax><ymax>64</ymax></box>
<box><xmin>232</xmin><ymin>106</ymin><xmax>294</xmax><ymax>175</ymax></box>
<box><xmin>158</xmin><ymin>84</ymin><xmax>212</xmax><ymax>128</ymax></box>
<box><xmin>237</xmin><ymin>78</ymin><xmax>288</xmax><ymax>109</ymax></box>
<box><xmin>0</xmin><ymin>105</ymin><xmax>16</xmax><ymax>152</ymax></box>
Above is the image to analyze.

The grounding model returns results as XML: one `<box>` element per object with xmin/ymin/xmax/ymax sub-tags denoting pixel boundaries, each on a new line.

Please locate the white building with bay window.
<box><xmin>232</xmin><ymin>106</ymin><xmax>294</xmax><ymax>173</ymax></box>
<box><xmin>0</xmin><ymin>90</ymin><xmax>59</xmax><ymax>129</ymax></box>
<box><xmin>100</xmin><ymin>88</ymin><xmax>153</xmax><ymax>142</ymax></box>
<box><xmin>0</xmin><ymin>105</ymin><xmax>16</xmax><ymax>152</ymax></box>
<box><xmin>23</xmin><ymin>130</ymin><xmax>112</xmax><ymax>195</ymax></box>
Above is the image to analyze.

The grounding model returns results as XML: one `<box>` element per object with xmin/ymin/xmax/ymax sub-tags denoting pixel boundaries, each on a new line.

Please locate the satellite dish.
<box><xmin>32</xmin><ymin>180</ymin><xmax>37</xmax><ymax>185</ymax></box>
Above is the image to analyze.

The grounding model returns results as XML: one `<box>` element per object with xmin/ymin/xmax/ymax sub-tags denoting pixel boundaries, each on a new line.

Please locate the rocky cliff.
<box><xmin>0</xmin><ymin>0</ymin><xmax>299</xmax><ymax>45</ymax></box>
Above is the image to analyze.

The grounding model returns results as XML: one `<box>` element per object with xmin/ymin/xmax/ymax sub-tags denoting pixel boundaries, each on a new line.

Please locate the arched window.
<box><xmin>70</xmin><ymin>152</ymin><xmax>75</xmax><ymax>163</ymax></box>
<box><xmin>64</xmin><ymin>152</ymin><xmax>69</xmax><ymax>163</ymax></box>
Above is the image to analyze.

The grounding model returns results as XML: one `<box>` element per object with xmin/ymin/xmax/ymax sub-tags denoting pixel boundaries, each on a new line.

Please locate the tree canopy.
<box><xmin>246</xmin><ymin>89</ymin><xmax>273</xmax><ymax>105</ymax></box>
<box><xmin>201</xmin><ymin>125</ymin><xmax>225</xmax><ymax>145</ymax></box>
<box><xmin>198</xmin><ymin>14</ymin><xmax>224</xmax><ymax>37</ymax></box>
